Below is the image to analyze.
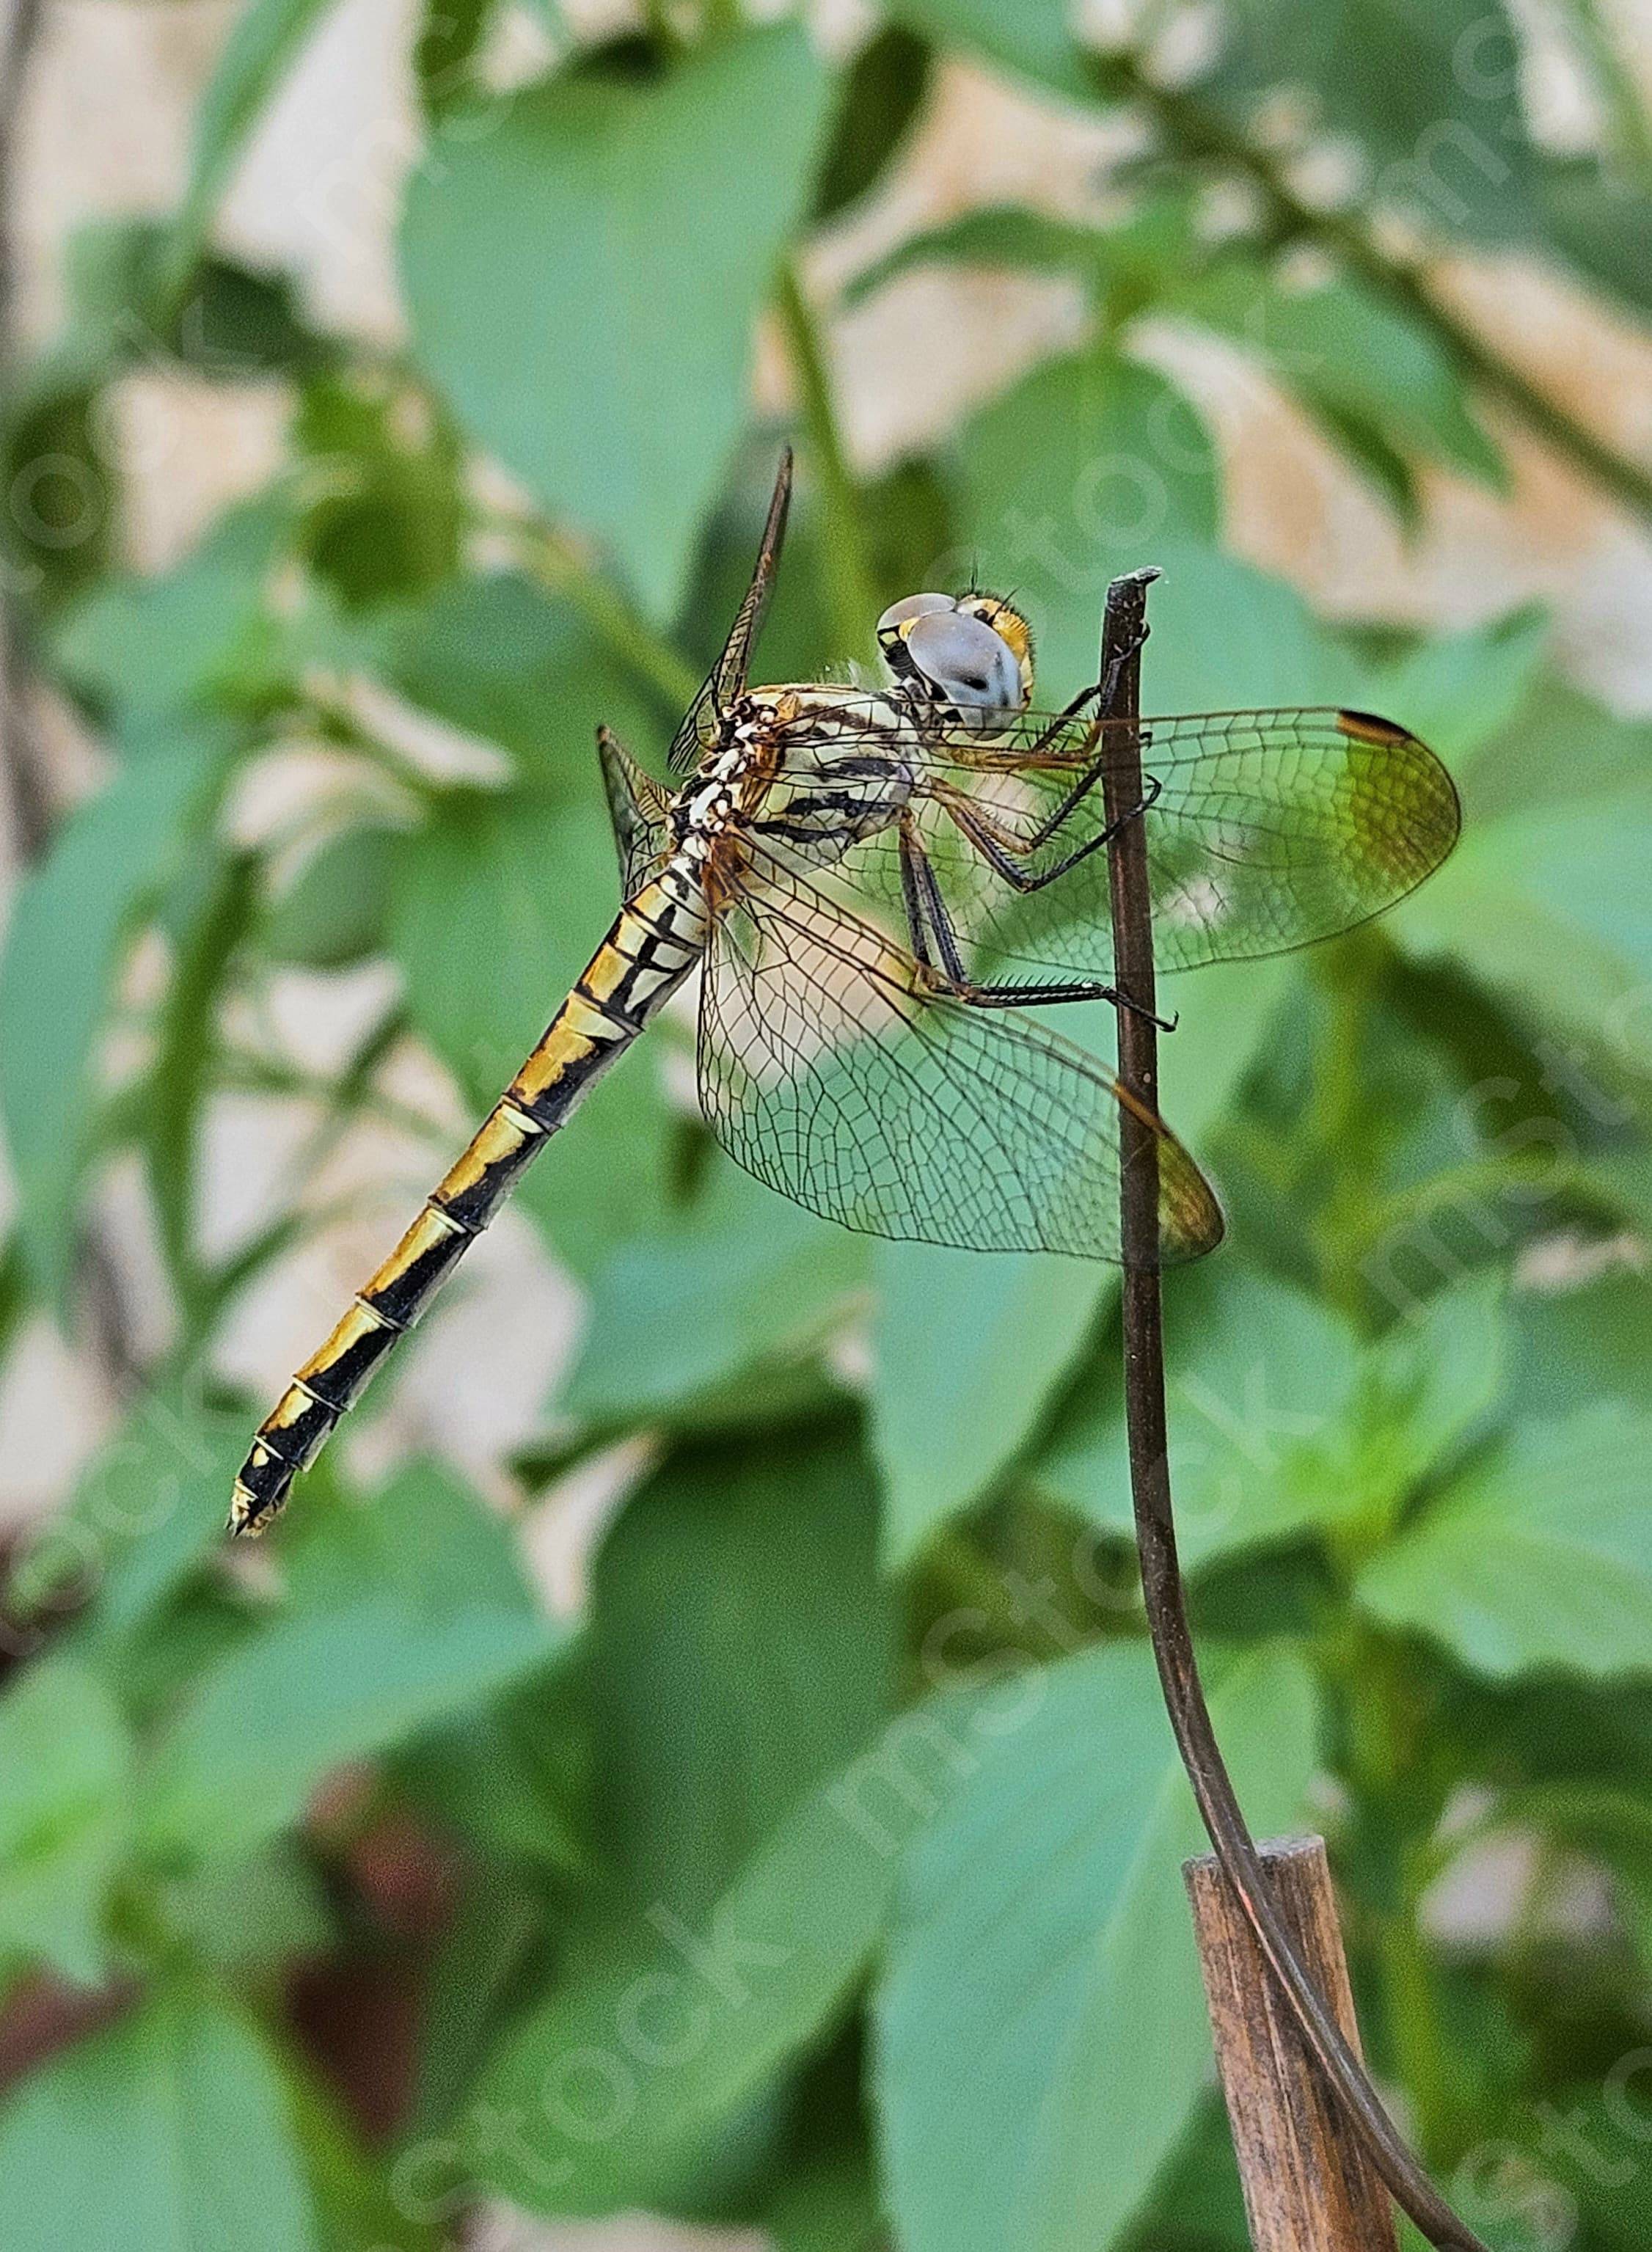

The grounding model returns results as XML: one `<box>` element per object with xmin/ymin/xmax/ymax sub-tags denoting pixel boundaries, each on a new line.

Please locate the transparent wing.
<box><xmin>596</xmin><ymin>725</ymin><xmax>673</xmax><ymax>900</ymax></box>
<box><xmin>767</xmin><ymin>700</ymin><xmax>1461</xmax><ymax>988</ymax></box>
<box><xmin>696</xmin><ymin>842</ymin><xmax>1223</xmax><ymax>1265</ymax></box>
<box><xmin>668</xmin><ymin>450</ymin><xmax>794</xmax><ymax>778</ymax></box>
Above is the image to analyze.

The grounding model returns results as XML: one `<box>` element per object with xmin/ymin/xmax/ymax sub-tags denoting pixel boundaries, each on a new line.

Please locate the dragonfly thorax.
<box><xmin>738</xmin><ymin>686</ymin><xmax>915</xmax><ymax>868</ymax></box>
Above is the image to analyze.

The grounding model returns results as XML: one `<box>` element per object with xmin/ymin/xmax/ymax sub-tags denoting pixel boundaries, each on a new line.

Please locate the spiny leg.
<box><xmin>936</xmin><ymin>774</ymin><xmax>1163</xmax><ymax>892</ymax></box>
<box><xmin>896</xmin><ymin>818</ymin><xmax>1176</xmax><ymax>1031</ymax></box>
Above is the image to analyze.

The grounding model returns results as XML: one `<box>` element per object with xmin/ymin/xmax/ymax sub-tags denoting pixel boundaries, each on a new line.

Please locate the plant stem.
<box><xmin>1307</xmin><ymin>945</ymin><xmax>1383</xmax><ymax>1328</ymax></box>
<box><xmin>640</xmin><ymin>0</ymin><xmax>687</xmax><ymax>58</ymax></box>
<box><xmin>0</xmin><ymin>0</ymin><xmax>50</xmax><ymax>858</ymax></box>
<box><xmin>1104</xmin><ymin>568</ymin><xmax>1491</xmax><ymax>2252</ymax></box>
<box><xmin>1552</xmin><ymin>0</ymin><xmax>1652</xmax><ymax>190</ymax></box>
<box><xmin>1335</xmin><ymin>1626</ymin><xmax>1464</xmax><ymax>2166</ymax></box>
<box><xmin>508</xmin><ymin>523</ymin><xmax>701</xmax><ymax>714</ymax></box>
<box><xmin>775</xmin><ymin>260</ymin><xmax>881</xmax><ymax>670</ymax></box>
<box><xmin>1375</xmin><ymin>1880</ymin><xmax>1460</xmax><ymax>2164</ymax></box>
<box><xmin>1</xmin><ymin>0</ymin><xmax>150</xmax><ymax>1393</ymax></box>
<box><xmin>1112</xmin><ymin>58</ymin><xmax>1652</xmax><ymax>525</ymax></box>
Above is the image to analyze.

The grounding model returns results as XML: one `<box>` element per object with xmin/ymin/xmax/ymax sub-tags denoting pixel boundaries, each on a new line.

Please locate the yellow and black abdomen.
<box><xmin>230</xmin><ymin>871</ymin><xmax>706</xmax><ymax>1535</ymax></box>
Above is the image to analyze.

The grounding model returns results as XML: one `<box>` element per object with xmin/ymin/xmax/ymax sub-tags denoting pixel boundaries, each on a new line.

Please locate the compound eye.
<box><xmin>904</xmin><ymin>608</ymin><xmax>1025</xmax><ymax>723</ymax></box>
<box><xmin>876</xmin><ymin>591</ymin><xmax>955</xmax><ymax>654</ymax></box>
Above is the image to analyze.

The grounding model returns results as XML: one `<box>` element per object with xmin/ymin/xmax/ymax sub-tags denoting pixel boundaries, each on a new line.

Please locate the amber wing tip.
<box><xmin>1334</xmin><ymin>707</ymin><xmax>1417</xmax><ymax>748</ymax></box>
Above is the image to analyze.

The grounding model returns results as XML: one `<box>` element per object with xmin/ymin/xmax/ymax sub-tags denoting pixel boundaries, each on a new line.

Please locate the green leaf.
<box><xmin>566</xmin><ymin>1161</ymin><xmax>869</xmax><ymax>1430</ymax></box>
<box><xmin>588</xmin><ymin>1420</ymin><xmax>896</xmax><ymax>1923</ymax></box>
<box><xmin>1041</xmin><ymin>1268</ymin><xmax>1505</xmax><ymax>1571</ymax></box>
<box><xmin>165</xmin><ymin>1838</ymin><xmax>332</xmax><ymax>1975</ymax></box>
<box><xmin>264</xmin><ymin>823</ymin><xmax>398</xmax><ymax>969</ymax></box>
<box><xmin>1509</xmin><ymin>1267</ymin><xmax>1652</xmax><ymax>1424</ymax></box>
<box><xmin>874</xmin><ymin>1641</ymin><xmax>1320</xmax><ymax>2252</ymax></box>
<box><xmin>1370</xmin><ymin>606</ymin><xmax>1546</xmax><ymax>769</ymax></box>
<box><xmin>847</xmin><ymin>205</ymin><xmax>1116</xmax><ymax>307</ymax></box>
<box><xmin>1356</xmin><ymin>1403</ymin><xmax>1652</xmax><ymax>1679</ymax></box>
<box><xmin>885</xmin><ymin>0</ymin><xmax>1090</xmax><ymax>100</ymax></box>
<box><xmin>766</xmin><ymin>2141</ymin><xmax>884</xmax><ymax>2252</ymax></box>
<box><xmin>468</xmin><ymin>1678</ymin><xmax>1001</xmax><ymax>2214</ymax></box>
<box><xmin>1541</xmin><ymin>159</ymin><xmax>1652</xmax><ymax>321</ymax></box>
<box><xmin>1108</xmin><ymin>540</ymin><xmax>1366</xmax><ymax>711</ymax></box>
<box><xmin>142</xmin><ymin>1587</ymin><xmax>558</xmax><ymax>1865</ymax></box>
<box><xmin>0</xmin><ymin>1659</ymin><xmax>133</xmax><ymax>1986</ymax></box>
<box><xmin>460</xmin><ymin>1946</ymin><xmax>781</xmax><ymax>2220</ymax></box>
<box><xmin>293</xmin><ymin>372</ymin><xmax>465</xmax><ymax>610</ymax></box>
<box><xmin>872</xmin><ymin>1250</ymin><xmax>1105</xmax><ymax>1568</ymax></box>
<box><xmin>0</xmin><ymin>1983</ymin><xmax>319</xmax><ymax>2252</ymax></box>
<box><xmin>54</xmin><ymin>497</ymin><xmax>290</xmax><ymax>722</ymax></box>
<box><xmin>401</xmin><ymin>26</ymin><xmax>835</xmax><ymax>618</ymax></box>
<box><xmin>1</xmin><ymin>386</ymin><xmax>114</xmax><ymax>607</ymax></box>
<box><xmin>164</xmin><ymin>0</ymin><xmax>345</xmax><ymax>292</ymax></box>
<box><xmin>1512</xmin><ymin>2080</ymin><xmax>1652</xmax><ymax>2252</ymax></box>
<box><xmin>1038</xmin><ymin>1265</ymin><xmax>1361</xmax><ymax>1569</ymax></box>
<box><xmin>1204</xmin><ymin>0</ymin><xmax>1542</xmax><ymax>250</ymax></box>
<box><xmin>1399</xmin><ymin>687</ymin><xmax>1652</xmax><ymax>1052</ymax></box>
<box><xmin>414</xmin><ymin>0</ymin><xmax>498</xmax><ymax>119</ymax></box>
<box><xmin>399</xmin><ymin>1691</ymin><xmax>587</xmax><ymax>1876</ymax></box>
<box><xmin>957</xmin><ymin>355</ymin><xmax>1220</xmax><ymax>690</ymax></box>
<box><xmin>814</xmin><ymin>26</ymin><xmax>932</xmax><ymax>223</ymax></box>
<box><xmin>1453</xmin><ymin>674</ymin><xmax>1652</xmax><ymax>822</ymax></box>
<box><xmin>28</xmin><ymin>1397</ymin><xmax>249</xmax><ymax>1660</ymax></box>
<box><xmin>1354</xmin><ymin>1270</ymin><xmax>1507</xmax><ymax>1496</ymax></box>
<box><xmin>0</xmin><ymin>728</ymin><xmax>235</xmax><ymax>1301</ymax></box>
<box><xmin>644</xmin><ymin>1750</ymin><xmax>924</xmax><ymax>2128</ymax></box>
<box><xmin>408</xmin><ymin>1868</ymin><xmax>542</xmax><ymax>2140</ymax></box>
<box><xmin>1176</xmin><ymin>265</ymin><xmax>1506</xmax><ymax>493</ymax></box>
<box><xmin>374</xmin><ymin>569</ymin><xmax>662</xmax><ymax>786</ymax></box>
<box><xmin>278</xmin><ymin>1458</ymin><xmax>542</xmax><ymax>1623</ymax></box>
<box><xmin>1121</xmin><ymin>2097</ymin><xmax>1249</xmax><ymax>2252</ymax></box>
<box><xmin>381</xmin><ymin>576</ymin><xmax>683</xmax><ymax>1280</ymax></box>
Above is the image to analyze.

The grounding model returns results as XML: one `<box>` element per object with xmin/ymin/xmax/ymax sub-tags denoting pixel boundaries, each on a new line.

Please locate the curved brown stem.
<box><xmin>1098</xmin><ymin>566</ymin><xmax>1491</xmax><ymax>2252</ymax></box>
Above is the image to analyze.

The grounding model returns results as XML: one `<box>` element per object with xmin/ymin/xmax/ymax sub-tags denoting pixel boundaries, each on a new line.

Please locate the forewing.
<box><xmin>668</xmin><ymin>450</ymin><xmax>794</xmax><ymax>777</ymax></box>
<box><xmin>806</xmin><ymin>703</ymin><xmax>1461</xmax><ymax>987</ymax></box>
<box><xmin>696</xmin><ymin>846</ymin><xmax>1222</xmax><ymax>1265</ymax></box>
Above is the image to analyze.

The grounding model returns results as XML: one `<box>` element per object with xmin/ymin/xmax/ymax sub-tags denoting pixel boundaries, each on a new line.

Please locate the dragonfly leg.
<box><xmin>897</xmin><ymin>816</ymin><xmax>968</xmax><ymax>984</ymax></box>
<box><xmin>940</xmin><ymin>775</ymin><xmax>1162</xmax><ymax>889</ymax></box>
<box><xmin>1012</xmin><ymin>749</ymin><xmax>1161</xmax><ymax>858</ymax></box>
<box><xmin>899</xmin><ymin>819</ymin><xmax>1176</xmax><ymax>1032</ymax></box>
<box><xmin>962</xmin><ymin>981</ymin><xmax>1177</xmax><ymax>1032</ymax></box>
<box><xmin>1097</xmin><ymin>618</ymin><xmax>1150</xmax><ymax>717</ymax></box>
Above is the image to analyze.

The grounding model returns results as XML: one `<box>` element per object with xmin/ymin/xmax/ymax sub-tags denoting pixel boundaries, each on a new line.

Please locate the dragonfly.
<box><xmin>230</xmin><ymin>449</ymin><xmax>1459</xmax><ymax>1536</ymax></box>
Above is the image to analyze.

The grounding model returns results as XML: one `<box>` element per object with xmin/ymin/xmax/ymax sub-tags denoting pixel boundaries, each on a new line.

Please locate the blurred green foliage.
<box><xmin>4</xmin><ymin>1</ymin><xmax>1652</xmax><ymax>2248</ymax></box>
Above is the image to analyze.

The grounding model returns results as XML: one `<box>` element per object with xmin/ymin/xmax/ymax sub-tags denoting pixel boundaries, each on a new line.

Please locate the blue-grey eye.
<box><xmin>903</xmin><ymin>608</ymin><xmax>1025</xmax><ymax>724</ymax></box>
<box><xmin>877</xmin><ymin>592</ymin><xmax>954</xmax><ymax>648</ymax></box>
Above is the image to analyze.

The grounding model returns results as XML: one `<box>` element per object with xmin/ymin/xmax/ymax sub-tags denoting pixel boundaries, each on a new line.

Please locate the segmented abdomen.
<box><xmin>230</xmin><ymin>869</ymin><xmax>706</xmax><ymax>1535</ymax></box>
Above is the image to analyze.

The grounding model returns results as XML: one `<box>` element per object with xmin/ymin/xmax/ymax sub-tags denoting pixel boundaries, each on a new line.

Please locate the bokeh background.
<box><xmin>4</xmin><ymin>2</ymin><xmax>1652</xmax><ymax>2248</ymax></box>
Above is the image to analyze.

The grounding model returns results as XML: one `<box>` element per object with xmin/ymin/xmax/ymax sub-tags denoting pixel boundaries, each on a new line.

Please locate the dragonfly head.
<box><xmin>877</xmin><ymin>592</ymin><xmax>1034</xmax><ymax>728</ymax></box>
